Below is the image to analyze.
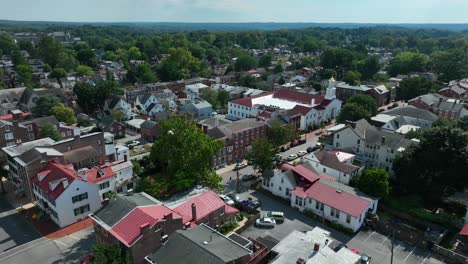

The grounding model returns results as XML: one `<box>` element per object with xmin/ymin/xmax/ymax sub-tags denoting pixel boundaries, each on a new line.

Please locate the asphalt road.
<box><xmin>0</xmin><ymin>195</ymin><xmax>41</xmax><ymax>253</ymax></box>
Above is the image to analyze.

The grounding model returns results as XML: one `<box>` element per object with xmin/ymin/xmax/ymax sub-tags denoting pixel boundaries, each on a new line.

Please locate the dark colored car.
<box><xmin>298</xmin><ymin>138</ymin><xmax>306</xmax><ymax>145</ymax></box>
<box><xmin>280</xmin><ymin>145</ymin><xmax>291</xmax><ymax>152</ymax></box>
<box><xmin>307</xmin><ymin>146</ymin><xmax>319</xmax><ymax>153</ymax></box>
<box><xmin>241</xmin><ymin>198</ymin><xmax>261</xmax><ymax>210</ymax></box>
<box><xmin>241</xmin><ymin>174</ymin><xmax>257</xmax><ymax>181</ymax></box>
<box><xmin>290</xmin><ymin>141</ymin><xmax>299</xmax><ymax>147</ymax></box>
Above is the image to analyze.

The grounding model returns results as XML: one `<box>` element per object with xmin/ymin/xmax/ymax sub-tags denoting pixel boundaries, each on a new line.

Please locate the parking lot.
<box><xmin>346</xmin><ymin>229</ymin><xmax>446</xmax><ymax>264</ymax></box>
<box><xmin>0</xmin><ymin>196</ymin><xmax>41</xmax><ymax>253</ymax></box>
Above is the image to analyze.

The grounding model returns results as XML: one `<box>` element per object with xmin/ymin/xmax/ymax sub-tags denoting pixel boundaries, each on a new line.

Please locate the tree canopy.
<box><xmin>245</xmin><ymin>139</ymin><xmax>275</xmax><ymax>173</ymax></box>
<box><xmin>354</xmin><ymin>168</ymin><xmax>390</xmax><ymax>198</ymax></box>
<box><xmin>40</xmin><ymin>123</ymin><xmax>63</xmax><ymax>141</ymax></box>
<box><xmin>396</xmin><ymin>77</ymin><xmax>440</xmax><ymax>101</ymax></box>
<box><xmin>32</xmin><ymin>96</ymin><xmax>61</xmax><ymax>117</ymax></box>
<box><xmin>267</xmin><ymin>120</ymin><xmax>293</xmax><ymax>147</ymax></box>
<box><xmin>388</xmin><ymin>52</ymin><xmax>429</xmax><ymax>76</ymax></box>
<box><xmin>50</xmin><ymin>103</ymin><xmax>77</xmax><ymax>124</ymax></box>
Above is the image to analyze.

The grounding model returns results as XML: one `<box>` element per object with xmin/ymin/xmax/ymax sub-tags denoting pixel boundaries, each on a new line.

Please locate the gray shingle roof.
<box><xmin>92</xmin><ymin>193</ymin><xmax>161</xmax><ymax>228</ymax></box>
<box><xmin>147</xmin><ymin>224</ymin><xmax>251</xmax><ymax>264</ymax></box>
<box><xmin>313</xmin><ymin>150</ymin><xmax>360</xmax><ymax>174</ymax></box>
<box><xmin>383</xmin><ymin>106</ymin><xmax>438</xmax><ymax>122</ymax></box>
<box><xmin>140</xmin><ymin>120</ymin><xmax>157</xmax><ymax>129</ymax></box>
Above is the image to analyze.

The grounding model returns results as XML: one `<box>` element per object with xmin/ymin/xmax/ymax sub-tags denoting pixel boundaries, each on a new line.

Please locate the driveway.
<box><xmin>0</xmin><ymin>195</ymin><xmax>41</xmax><ymax>253</ymax></box>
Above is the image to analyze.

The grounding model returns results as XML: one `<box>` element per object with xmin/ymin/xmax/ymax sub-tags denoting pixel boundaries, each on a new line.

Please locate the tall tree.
<box><xmin>50</xmin><ymin>103</ymin><xmax>77</xmax><ymax>124</ymax></box>
<box><xmin>245</xmin><ymin>139</ymin><xmax>275</xmax><ymax>173</ymax></box>
<box><xmin>388</xmin><ymin>52</ymin><xmax>429</xmax><ymax>76</ymax></box>
<box><xmin>235</xmin><ymin>54</ymin><xmax>257</xmax><ymax>71</ymax></box>
<box><xmin>396</xmin><ymin>77</ymin><xmax>439</xmax><ymax>101</ymax></box>
<box><xmin>157</xmin><ymin>48</ymin><xmax>202</xmax><ymax>81</ymax></box>
<box><xmin>76</xmin><ymin>65</ymin><xmax>94</xmax><ymax>77</ymax></box>
<box><xmin>430</xmin><ymin>49</ymin><xmax>468</xmax><ymax>82</ymax></box>
<box><xmin>394</xmin><ymin>127</ymin><xmax>468</xmax><ymax>199</ymax></box>
<box><xmin>347</xmin><ymin>94</ymin><xmax>377</xmax><ymax>116</ymax></box>
<box><xmin>32</xmin><ymin>96</ymin><xmax>61</xmax><ymax>117</ymax></box>
<box><xmin>77</xmin><ymin>48</ymin><xmax>97</xmax><ymax>67</ymax></box>
<box><xmin>354</xmin><ymin>168</ymin><xmax>390</xmax><ymax>198</ymax></box>
<box><xmin>343</xmin><ymin>70</ymin><xmax>362</xmax><ymax>85</ymax></box>
<box><xmin>40</xmin><ymin>123</ymin><xmax>63</xmax><ymax>141</ymax></box>
<box><xmin>93</xmin><ymin>243</ymin><xmax>131</xmax><ymax>264</ymax></box>
<box><xmin>149</xmin><ymin>116</ymin><xmax>223</xmax><ymax>191</ymax></box>
<box><xmin>337</xmin><ymin>103</ymin><xmax>371</xmax><ymax>123</ymax></box>
<box><xmin>15</xmin><ymin>64</ymin><xmax>33</xmax><ymax>87</ymax></box>
<box><xmin>267</xmin><ymin>120</ymin><xmax>293</xmax><ymax>147</ymax></box>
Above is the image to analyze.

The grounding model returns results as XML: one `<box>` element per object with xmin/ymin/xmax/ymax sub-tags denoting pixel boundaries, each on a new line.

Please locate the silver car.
<box><xmin>255</xmin><ymin>217</ymin><xmax>276</xmax><ymax>228</ymax></box>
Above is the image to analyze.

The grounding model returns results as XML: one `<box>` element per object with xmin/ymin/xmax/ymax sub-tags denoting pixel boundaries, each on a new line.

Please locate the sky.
<box><xmin>1</xmin><ymin>0</ymin><xmax>468</xmax><ymax>23</ymax></box>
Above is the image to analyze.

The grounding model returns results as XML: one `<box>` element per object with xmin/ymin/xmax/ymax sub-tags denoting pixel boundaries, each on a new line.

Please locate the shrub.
<box><xmin>220</xmin><ymin>221</ymin><xmax>239</xmax><ymax>234</ymax></box>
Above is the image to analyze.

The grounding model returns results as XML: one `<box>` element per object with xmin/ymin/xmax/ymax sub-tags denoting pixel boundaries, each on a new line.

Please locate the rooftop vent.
<box><xmin>336</xmin><ymin>189</ymin><xmax>343</xmax><ymax>194</ymax></box>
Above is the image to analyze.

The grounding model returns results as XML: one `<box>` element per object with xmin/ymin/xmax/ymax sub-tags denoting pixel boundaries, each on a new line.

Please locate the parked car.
<box><xmin>360</xmin><ymin>254</ymin><xmax>371</xmax><ymax>264</ymax></box>
<box><xmin>307</xmin><ymin>146</ymin><xmax>319</xmax><ymax>153</ymax></box>
<box><xmin>255</xmin><ymin>217</ymin><xmax>276</xmax><ymax>228</ymax></box>
<box><xmin>280</xmin><ymin>145</ymin><xmax>290</xmax><ymax>152</ymax></box>
<box><xmin>287</xmin><ymin>154</ymin><xmax>298</xmax><ymax>161</ymax></box>
<box><xmin>125</xmin><ymin>140</ymin><xmax>140</xmax><ymax>149</ymax></box>
<box><xmin>297</xmin><ymin>150</ymin><xmax>307</xmax><ymax>157</ymax></box>
<box><xmin>233</xmin><ymin>162</ymin><xmax>248</xmax><ymax>171</ymax></box>
<box><xmin>267</xmin><ymin>211</ymin><xmax>285</xmax><ymax>223</ymax></box>
<box><xmin>227</xmin><ymin>193</ymin><xmax>241</xmax><ymax>203</ymax></box>
<box><xmin>241</xmin><ymin>173</ymin><xmax>257</xmax><ymax>181</ymax></box>
<box><xmin>219</xmin><ymin>194</ymin><xmax>235</xmax><ymax>206</ymax></box>
<box><xmin>241</xmin><ymin>198</ymin><xmax>261</xmax><ymax>210</ymax></box>
<box><xmin>290</xmin><ymin>141</ymin><xmax>299</xmax><ymax>147</ymax></box>
<box><xmin>298</xmin><ymin>138</ymin><xmax>306</xmax><ymax>144</ymax></box>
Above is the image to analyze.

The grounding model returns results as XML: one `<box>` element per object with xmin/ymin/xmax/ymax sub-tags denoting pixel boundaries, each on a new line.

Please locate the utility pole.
<box><xmin>391</xmin><ymin>230</ymin><xmax>394</xmax><ymax>264</ymax></box>
<box><xmin>236</xmin><ymin>160</ymin><xmax>240</xmax><ymax>193</ymax></box>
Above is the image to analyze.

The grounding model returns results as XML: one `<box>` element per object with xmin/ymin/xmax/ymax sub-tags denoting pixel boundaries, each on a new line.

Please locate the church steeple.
<box><xmin>325</xmin><ymin>76</ymin><xmax>336</xmax><ymax>100</ymax></box>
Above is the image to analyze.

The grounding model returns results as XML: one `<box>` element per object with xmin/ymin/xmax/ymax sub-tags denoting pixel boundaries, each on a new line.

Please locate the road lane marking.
<box><xmin>54</xmin><ymin>240</ymin><xmax>68</xmax><ymax>247</ymax></box>
<box><xmin>421</xmin><ymin>252</ymin><xmax>430</xmax><ymax>264</ymax></box>
<box><xmin>68</xmin><ymin>234</ymin><xmax>80</xmax><ymax>240</ymax></box>
<box><xmin>403</xmin><ymin>246</ymin><xmax>416</xmax><ymax>263</ymax></box>
<box><xmin>380</xmin><ymin>234</ymin><xmax>391</xmax><ymax>245</ymax></box>
<box><xmin>361</xmin><ymin>231</ymin><xmax>375</xmax><ymax>245</ymax></box>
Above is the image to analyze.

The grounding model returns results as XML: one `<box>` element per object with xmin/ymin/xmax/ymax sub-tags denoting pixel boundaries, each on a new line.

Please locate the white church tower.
<box><xmin>325</xmin><ymin>76</ymin><xmax>336</xmax><ymax>100</ymax></box>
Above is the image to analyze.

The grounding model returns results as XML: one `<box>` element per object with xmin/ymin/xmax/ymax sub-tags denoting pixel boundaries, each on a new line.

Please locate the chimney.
<box><xmin>296</xmin><ymin>258</ymin><xmax>306</xmax><ymax>264</ymax></box>
<box><xmin>310</xmin><ymin>98</ymin><xmax>315</xmax><ymax>106</ymax></box>
<box><xmin>191</xmin><ymin>203</ymin><xmax>197</xmax><ymax>221</ymax></box>
<box><xmin>381</xmin><ymin>136</ymin><xmax>386</xmax><ymax>144</ymax></box>
<box><xmin>313</xmin><ymin>243</ymin><xmax>320</xmax><ymax>252</ymax></box>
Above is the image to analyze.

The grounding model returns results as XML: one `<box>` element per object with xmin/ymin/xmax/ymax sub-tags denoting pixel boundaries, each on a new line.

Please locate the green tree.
<box><xmin>157</xmin><ymin>48</ymin><xmax>202</xmax><ymax>81</ymax></box>
<box><xmin>77</xmin><ymin>48</ymin><xmax>97</xmax><ymax>67</ymax></box>
<box><xmin>149</xmin><ymin>116</ymin><xmax>223</xmax><ymax>191</ymax></box>
<box><xmin>32</xmin><ymin>96</ymin><xmax>61</xmax><ymax>117</ymax></box>
<box><xmin>56</xmin><ymin>51</ymin><xmax>79</xmax><ymax>72</ymax></box>
<box><xmin>200</xmin><ymin>88</ymin><xmax>219</xmax><ymax>109</ymax></box>
<box><xmin>343</xmin><ymin>70</ymin><xmax>362</xmax><ymax>85</ymax></box>
<box><xmin>347</xmin><ymin>94</ymin><xmax>377</xmax><ymax>116</ymax></box>
<box><xmin>136</xmin><ymin>64</ymin><xmax>156</xmax><ymax>83</ymax></box>
<box><xmin>40</xmin><ymin>123</ymin><xmax>63</xmax><ymax>141</ymax></box>
<box><xmin>430</xmin><ymin>49</ymin><xmax>468</xmax><ymax>82</ymax></box>
<box><xmin>337</xmin><ymin>103</ymin><xmax>371</xmax><ymax>123</ymax></box>
<box><xmin>235</xmin><ymin>55</ymin><xmax>257</xmax><ymax>71</ymax></box>
<box><xmin>273</xmin><ymin>64</ymin><xmax>283</xmax><ymax>74</ymax></box>
<box><xmin>238</xmin><ymin>75</ymin><xmax>259</xmax><ymax>88</ymax></box>
<box><xmin>76</xmin><ymin>65</ymin><xmax>94</xmax><ymax>77</ymax></box>
<box><xmin>358</xmin><ymin>56</ymin><xmax>381</xmax><ymax>80</ymax></box>
<box><xmin>111</xmin><ymin>109</ymin><xmax>125</xmax><ymax>121</ymax></box>
<box><xmin>73</xmin><ymin>82</ymin><xmax>99</xmax><ymax>114</ymax></box>
<box><xmin>15</xmin><ymin>64</ymin><xmax>33</xmax><ymax>87</ymax></box>
<box><xmin>217</xmin><ymin>89</ymin><xmax>229</xmax><ymax>109</ymax></box>
<box><xmin>388</xmin><ymin>52</ymin><xmax>429</xmax><ymax>76</ymax></box>
<box><xmin>0</xmin><ymin>33</ymin><xmax>17</xmax><ymax>55</ymax></box>
<box><xmin>50</xmin><ymin>103</ymin><xmax>77</xmax><ymax>124</ymax></box>
<box><xmin>50</xmin><ymin>68</ymin><xmax>67</xmax><ymax>80</ymax></box>
<box><xmin>320</xmin><ymin>48</ymin><xmax>355</xmax><ymax>69</ymax></box>
<box><xmin>396</xmin><ymin>77</ymin><xmax>439</xmax><ymax>101</ymax></box>
<box><xmin>245</xmin><ymin>139</ymin><xmax>275</xmax><ymax>173</ymax></box>
<box><xmin>267</xmin><ymin>120</ymin><xmax>292</xmax><ymax>147</ymax></box>
<box><xmin>355</xmin><ymin>168</ymin><xmax>390</xmax><ymax>198</ymax></box>
<box><xmin>128</xmin><ymin>46</ymin><xmax>142</xmax><ymax>60</ymax></box>
<box><xmin>258</xmin><ymin>54</ymin><xmax>272</xmax><ymax>67</ymax></box>
<box><xmin>92</xmin><ymin>243</ymin><xmax>131</xmax><ymax>264</ymax></box>
<box><xmin>394</xmin><ymin>126</ymin><xmax>468</xmax><ymax>199</ymax></box>
<box><xmin>38</xmin><ymin>36</ymin><xmax>64</xmax><ymax>67</ymax></box>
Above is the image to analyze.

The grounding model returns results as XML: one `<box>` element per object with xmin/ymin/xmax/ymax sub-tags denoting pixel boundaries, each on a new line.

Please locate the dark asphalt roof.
<box><xmin>147</xmin><ymin>224</ymin><xmax>251</xmax><ymax>264</ymax></box>
<box><xmin>93</xmin><ymin>193</ymin><xmax>161</xmax><ymax>227</ymax></box>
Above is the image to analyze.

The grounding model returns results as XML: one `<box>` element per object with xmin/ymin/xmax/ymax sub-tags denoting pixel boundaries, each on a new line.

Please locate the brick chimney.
<box><xmin>191</xmin><ymin>203</ymin><xmax>197</xmax><ymax>221</ymax></box>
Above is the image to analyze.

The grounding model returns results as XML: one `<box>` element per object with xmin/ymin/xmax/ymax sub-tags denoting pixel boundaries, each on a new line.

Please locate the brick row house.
<box><xmin>409</xmin><ymin>93</ymin><xmax>468</xmax><ymax>120</ymax></box>
<box><xmin>90</xmin><ymin>189</ymin><xmax>239</xmax><ymax>264</ymax></box>
<box><xmin>206</xmin><ymin>118</ymin><xmax>268</xmax><ymax>168</ymax></box>
<box><xmin>2</xmin><ymin>132</ymin><xmax>114</xmax><ymax>201</ymax></box>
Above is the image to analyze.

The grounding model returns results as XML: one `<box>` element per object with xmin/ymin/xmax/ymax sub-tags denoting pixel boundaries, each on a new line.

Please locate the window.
<box><xmin>316</xmin><ymin>201</ymin><xmax>324</xmax><ymax>211</ymax></box>
<box><xmin>74</xmin><ymin>204</ymin><xmax>90</xmax><ymax>216</ymax></box>
<box><xmin>98</xmin><ymin>139</ymin><xmax>102</xmax><ymax>146</ymax></box>
<box><xmin>29</xmin><ymin>133</ymin><xmax>34</xmax><ymax>140</ymax></box>
<box><xmin>322</xmin><ymin>168</ymin><xmax>326</xmax><ymax>173</ymax></box>
<box><xmin>295</xmin><ymin>196</ymin><xmax>303</xmax><ymax>206</ymax></box>
<box><xmin>286</xmin><ymin>188</ymin><xmax>290</xmax><ymax>197</ymax></box>
<box><xmin>281</xmin><ymin>178</ymin><xmax>284</xmax><ymax>183</ymax></box>
<box><xmin>5</xmin><ymin>126</ymin><xmax>10</xmax><ymax>132</ymax></box>
<box><xmin>72</xmin><ymin>192</ymin><xmax>88</xmax><ymax>203</ymax></box>
<box><xmin>127</xmin><ymin>182</ymin><xmax>134</xmax><ymax>189</ymax></box>
<box><xmin>336</xmin><ymin>134</ymin><xmax>340</xmax><ymax>139</ymax></box>
<box><xmin>66</xmin><ymin>145</ymin><xmax>71</xmax><ymax>151</ymax></box>
<box><xmin>99</xmin><ymin>181</ymin><xmax>110</xmax><ymax>190</ymax></box>
<box><xmin>346</xmin><ymin>215</ymin><xmax>351</xmax><ymax>224</ymax></box>
<box><xmin>279</xmin><ymin>186</ymin><xmax>282</xmax><ymax>191</ymax></box>
<box><xmin>27</xmin><ymin>125</ymin><xmax>33</xmax><ymax>131</ymax></box>
<box><xmin>67</xmin><ymin>131</ymin><xmax>72</xmax><ymax>136</ymax></box>
<box><xmin>357</xmin><ymin>139</ymin><xmax>360</xmax><ymax>144</ymax></box>
<box><xmin>4</xmin><ymin>133</ymin><xmax>14</xmax><ymax>140</ymax></box>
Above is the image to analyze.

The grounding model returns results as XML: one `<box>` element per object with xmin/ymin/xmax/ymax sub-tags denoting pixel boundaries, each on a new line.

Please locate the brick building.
<box><xmin>206</xmin><ymin>118</ymin><xmax>268</xmax><ymax>168</ymax></box>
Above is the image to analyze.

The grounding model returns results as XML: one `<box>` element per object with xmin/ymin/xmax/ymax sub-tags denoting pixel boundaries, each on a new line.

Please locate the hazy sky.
<box><xmin>1</xmin><ymin>0</ymin><xmax>467</xmax><ymax>23</ymax></box>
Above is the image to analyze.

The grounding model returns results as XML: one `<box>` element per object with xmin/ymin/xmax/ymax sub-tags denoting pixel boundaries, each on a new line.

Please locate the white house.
<box><xmin>32</xmin><ymin>160</ymin><xmax>133</xmax><ymax>228</ymax></box>
<box><xmin>135</xmin><ymin>94</ymin><xmax>163</xmax><ymax>116</ymax></box>
<box><xmin>328</xmin><ymin>119</ymin><xmax>417</xmax><ymax>176</ymax></box>
<box><xmin>32</xmin><ymin>162</ymin><xmax>102</xmax><ymax>228</ymax></box>
<box><xmin>263</xmin><ymin>164</ymin><xmax>378</xmax><ymax>232</ymax></box>
<box><xmin>185</xmin><ymin>83</ymin><xmax>209</xmax><ymax>99</ymax></box>
<box><xmin>105</xmin><ymin>97</ymin><xmax>135</xmax><ymax>120</ymax></box>
<box><xmin>371</xmin><ymin>106</ymin><xmax>437</xmax><ymax>133</ymax></box>
<box><xmin>302</xmin><ymin>150</ymin><xmax>363</xmax><ymax>185</ymax></box>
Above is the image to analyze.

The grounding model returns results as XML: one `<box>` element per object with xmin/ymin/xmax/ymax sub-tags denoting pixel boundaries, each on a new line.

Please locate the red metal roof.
<box><xmin>225</xmin><ymin>205</ymin><xmax>239</xmax><ymax>214</ymax></box>
<box><xmin>229</xmin><ymin>91</ymin><xmax>274</xmax><ymax>107</ymax></box>
<box><xmin>290</xmin><ymin>165</ymin><xmax>320</xmax><ymax>184</ymax></box>
<box><xmin>305</xmin><ymin>181</ymin><xmax>370</xmax><ymax>218</ymax></box>
<box><xmin>86</xmin><ymin>166</ymin><xmax>116</xmax><ymax>184</ymax></box>
<box><xmin>172</xmin><ymin>190</ymin><xmax>227</xmax><ymax>224</ymax></box>
<box><xmin>460</xmin><ymin>224</ymin><xmax>468</xmax><ymax>236</ymax></box>
<box><xmin>32</xmin><ymin>162</ymin><xmax>81</xmax><ymax>200</ymax></box>
<box><xmin>291</xmin><ymin>105</ymin><xmax>313</xmax><ymax>116</ymax></box>
<box><xmin>110</xmin><ymin>205</ymin><xmax>181</xmax><ymax>247</ymax></box>
<box><xmin>0</xmin><ymin>112</ymin><xmax>30</xmax><ymax>120</ymax></box>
